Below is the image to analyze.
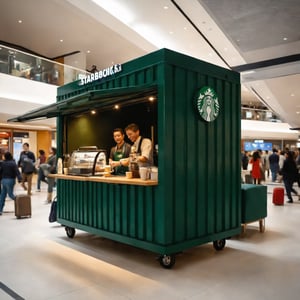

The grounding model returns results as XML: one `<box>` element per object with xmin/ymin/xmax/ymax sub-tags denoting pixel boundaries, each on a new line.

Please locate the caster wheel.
<box><xmin>213</xmin><ymin>239</ymin><xmax>226</xmax><ymax>251</ymax></box>
<box><xmin>159</xmin><ymin>254</ymin><xmax>176</xmax><ymax>269</ymax></box>
<box><xmin>65</xmin><ymin>226</ymin><xmax>76</xmax><ymax>238</ymax></box>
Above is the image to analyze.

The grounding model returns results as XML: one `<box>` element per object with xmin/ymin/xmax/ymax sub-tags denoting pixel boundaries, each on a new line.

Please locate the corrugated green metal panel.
<box><xmin>160</xmin><ymin>54</ymin><xmax>241</xmax><ymax>246</ymax></box>
<box><xmin>57</xmin><ymin>179</ymin><xmax>159</xmax><ymax>243</ymax></box>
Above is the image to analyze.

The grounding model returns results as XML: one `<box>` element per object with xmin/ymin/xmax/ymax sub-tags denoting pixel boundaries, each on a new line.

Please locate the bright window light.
<box><xmin>91</xmin><ymin>0</ymin><xmax>134</xmax><ymax>24</ymax></box>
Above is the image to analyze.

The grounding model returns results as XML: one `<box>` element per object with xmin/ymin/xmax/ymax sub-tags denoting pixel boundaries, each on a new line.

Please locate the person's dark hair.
<box><xmin>125</xmin><ymin>123</ymin><xmax>139</xmax><ymax>132</ymax></box>
<box><xmin>113</xmin><ymin>128</ymin><xmax>124</xmax><ymax>135</ymax></box>
<box><xmin>4</xmin><ymin>151</ymin><xmax>13</xmax><ymax>160</ymax></box>
<box><xmin>272</xmin><ymin>148</ymin><xmax>277</xmax><ymax>153</ymax></box>
<box><xmin>51</xmin><ymin>147</ymin><xmax>57</xmax><ymax>155</ymax></box>
<box><xmin>286</xmin><ymin>151</ymin><xmax>294</xmax><ymax>160</ymax></box>
<box><xmin>253</xmin><ymin>151</ymin><xmax>260</xmax><ymax>161</ymax></box>
<box><xmin>23</xmin><ymin>142</ymin><xmax>29</xmax><ymax>147</ymax></box>
<box><xmin>39</xmin><ymin>149</ymin><xmax>45</xmax><ymax>155</ymax></box>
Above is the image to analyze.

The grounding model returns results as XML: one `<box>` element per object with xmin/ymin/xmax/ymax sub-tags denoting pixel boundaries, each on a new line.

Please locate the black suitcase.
<box><xmin>15</xmin><ymin>194</ymin><xmax>31</xmax><ymax>218</ymax></box>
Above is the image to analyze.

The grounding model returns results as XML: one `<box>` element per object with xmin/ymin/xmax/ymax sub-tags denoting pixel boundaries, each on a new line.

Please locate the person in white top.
<box><xmin>125</xmin><ymin>123</ymin><xmax>153</xmax><ymax>167</ymax></box>
<box><xmin>278</xmin><ymin>150</ymin><xmax>286</xmax><ymax>182</ymax></box>
<box><xmin>278</xmin><ymin>150</ymin><xmax>286</xmax><ymax>169</ymax></box>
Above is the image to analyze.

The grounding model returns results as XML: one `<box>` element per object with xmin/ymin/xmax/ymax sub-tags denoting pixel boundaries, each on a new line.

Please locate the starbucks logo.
<box><xmin>196</xmin><ymin>86</ymin><xmax>220</xmax><ymax>122</ymax></box>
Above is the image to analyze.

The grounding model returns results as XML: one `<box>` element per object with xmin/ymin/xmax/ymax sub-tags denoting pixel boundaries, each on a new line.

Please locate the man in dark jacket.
<box><xmin>269</xmin><ymin>148</ymin><xmax>279</xmax><ymax>182</ymax></box>
<box><xmin>0</xmin><ymin>152</ymin><xmax>22</xmax><ymax>214</ymax></box>
<box><xmin>281</xmin><ymin>151</ymin><xmax>299</xmax><ymax>203</ymax></box>
<box><xmin>18</xmin><ymin>143</ymin><xmax>36</xmax><ymax>196</ymax></box>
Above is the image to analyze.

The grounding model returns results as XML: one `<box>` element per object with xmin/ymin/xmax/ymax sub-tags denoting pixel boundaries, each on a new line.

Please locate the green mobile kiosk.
<box><xmin>11</xmin><ymin>49</ymin><xmax>241</xmax><ymax>268</ymax></box>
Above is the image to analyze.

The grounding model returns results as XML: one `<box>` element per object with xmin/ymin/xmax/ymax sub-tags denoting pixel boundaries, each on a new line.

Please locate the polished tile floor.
<box><xmin>0</xmin><ymin>177</ymin><xmax>300</xmax><ymax>300</ymax></box>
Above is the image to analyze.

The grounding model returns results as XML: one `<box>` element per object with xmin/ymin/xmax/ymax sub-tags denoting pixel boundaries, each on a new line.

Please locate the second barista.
<box><xmin>109</xmin><ymin>128</ymin><xmax>131</xmax><ymax>175</ymax></box>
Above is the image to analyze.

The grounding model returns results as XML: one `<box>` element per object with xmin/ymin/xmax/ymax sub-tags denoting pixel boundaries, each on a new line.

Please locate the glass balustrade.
<box><xmin>0</xmin><ymin>44</ymin><xmax>89</xmax><ymax>86</ymax></box>
<box><xmin>241</xmin><ymin>107</ymin><xmax>282</xmax><ymax>123</ymax></box>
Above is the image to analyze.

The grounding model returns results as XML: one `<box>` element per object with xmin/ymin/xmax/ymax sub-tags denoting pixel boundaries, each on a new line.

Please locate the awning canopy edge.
<box><xmin>8</xmin><ymin>84</ymin><xmax>157</xmax><ymax>123</ymax></box>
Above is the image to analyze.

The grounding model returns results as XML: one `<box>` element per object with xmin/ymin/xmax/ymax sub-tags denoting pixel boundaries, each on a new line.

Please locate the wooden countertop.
<box><xmin>49</xmin><ymin>174</ymin><xmax>158</xmax><ymax>186</ymax></box>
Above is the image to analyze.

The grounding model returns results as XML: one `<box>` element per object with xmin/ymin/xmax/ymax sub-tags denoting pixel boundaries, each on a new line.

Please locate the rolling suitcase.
<box><xmin>272</xmin><ymin>187</ymin><xmax>284</xmax><ymax>205</ymax></box>
<box><xmin>15</xmin><ymin>194</ymin><xmax>31</xmax><ymax>218</ymax></box>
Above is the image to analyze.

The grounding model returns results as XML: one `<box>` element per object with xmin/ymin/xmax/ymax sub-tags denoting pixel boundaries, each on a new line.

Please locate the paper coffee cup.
<box><xmin>139</xmin><ymin>167</ymin><xmax>148</xmax><ymax>180</ymax></box>
<box><xmin>126</xmin><ymin>171</ymin><xmax>132</xmax><ymax>179</ymax></box>
<box><xmin>104</xmin><ymin>165</ymin><xmax>111</xmax><ymax>173</ymax></box>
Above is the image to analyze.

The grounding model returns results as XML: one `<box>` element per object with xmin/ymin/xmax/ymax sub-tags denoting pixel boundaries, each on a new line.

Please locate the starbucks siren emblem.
<box><xmin>197</xmin><ymin>86</ymin><xmax>220</xmax><ymax>122</ymax></box>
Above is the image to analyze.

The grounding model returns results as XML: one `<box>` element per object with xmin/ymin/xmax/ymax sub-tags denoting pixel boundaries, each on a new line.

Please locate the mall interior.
<box><xmin>0</xmin><ymin>1</ymin><xmax>300</xmax><ymax>299</ymax></box>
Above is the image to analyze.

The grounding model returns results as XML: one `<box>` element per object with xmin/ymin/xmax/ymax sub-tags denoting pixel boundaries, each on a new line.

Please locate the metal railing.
<box><xmin>0</xmin><ymin>44</ymin><xmax>89</xmax><ymax>86</ymax></box>
<box><xmin>241</xmin><ymin>106</ymin><xmax>282</xmax><ymax>123</ymax></box>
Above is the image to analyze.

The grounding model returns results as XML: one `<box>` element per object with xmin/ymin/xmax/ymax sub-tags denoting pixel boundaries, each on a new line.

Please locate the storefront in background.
<box><xmin>0</xmin><ymin>129</ymin><xmax>54</xmax><ymax>161</ymax></box>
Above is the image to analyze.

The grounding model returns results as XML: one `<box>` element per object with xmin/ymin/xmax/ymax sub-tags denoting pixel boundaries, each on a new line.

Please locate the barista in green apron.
<box><xmin>109</xmin><ymin>128</ymin><xmax>131</xmax><ymax>175</ymax></box>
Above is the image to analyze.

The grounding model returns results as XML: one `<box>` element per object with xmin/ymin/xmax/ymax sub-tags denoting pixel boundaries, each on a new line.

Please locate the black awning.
<box><xmin>8</xmin><ymin>85</ymin><xmax>157</xmax><ymax>123</ymax></box>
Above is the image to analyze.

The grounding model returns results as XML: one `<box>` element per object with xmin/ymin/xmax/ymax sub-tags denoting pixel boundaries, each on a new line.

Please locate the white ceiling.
<box><xmin>0</xmin><ymin>0</ymin><xmax>299</xmax><ymax>129</ymax></box>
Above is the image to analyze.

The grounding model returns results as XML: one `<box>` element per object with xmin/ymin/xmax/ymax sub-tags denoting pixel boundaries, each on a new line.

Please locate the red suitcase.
<box><xmin>272</xmin><ymin>187</ymin><xmax>284</xmax><ymax>205</ymax></box>
<box><xmin>15</xmin><ymin>194</ymin><xmax>32</xmax><ymax>218</ymax></box>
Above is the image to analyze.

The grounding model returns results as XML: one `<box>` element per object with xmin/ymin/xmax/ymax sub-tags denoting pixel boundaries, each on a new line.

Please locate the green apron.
<box><xmin>113</xmin><ymin>147</ymin><xmax>128</xmax><ymax>175</ymax></box>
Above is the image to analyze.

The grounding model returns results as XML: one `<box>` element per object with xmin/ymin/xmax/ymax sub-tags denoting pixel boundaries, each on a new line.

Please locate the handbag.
<box><xmin>48</xmin><ymin>198</ymin><xmax>57</xmax><ymax>223</ymax></box>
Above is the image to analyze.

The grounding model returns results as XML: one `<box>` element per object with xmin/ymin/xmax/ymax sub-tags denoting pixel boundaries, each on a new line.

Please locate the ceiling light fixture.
<box><xmin>60</xmin><ymin>39</ymin><xmax>63</xmax><ymax>43</ymax></box>
<box><xmin>163</xmin><ymin>6</ymin><xmax>169</xmax><ymax>10</ymax></box>
<box><xmin>18</xmin><ymin>20</ymin><xmax>22</xmax><ymax>23</ymax></box>
<box><xmin>283</xmin><ymin>37</ymin><xmax>288</xmax><ymax>41</ymax></box>
<box><xmin>114</xmin><ymin>105</ymin><xmax>119</xmax><ymax>110</ymax></box>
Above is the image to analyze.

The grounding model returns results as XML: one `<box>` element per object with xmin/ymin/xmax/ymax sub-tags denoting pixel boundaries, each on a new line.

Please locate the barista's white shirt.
<box><xmin>134</xmin><ymin>136</ymin><xmax>153</xmax><ymax>167</ymax></box>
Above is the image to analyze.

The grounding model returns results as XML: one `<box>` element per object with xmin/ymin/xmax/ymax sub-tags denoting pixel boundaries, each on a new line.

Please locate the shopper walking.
<box><xmin>39</xmin><ymin>147</ymin><xmax>57</xmax><ymax>203</ymax></box>
<box><xmin>277</xmin><ymin>150</ymin><xmax>286</xmax><ymax>182</ymax></box>
<box><xmin>0</xmin><ymin>149</ymin><xmax>4</xmax><ymax>195</ymax></box>
<box><xmin>264</xmin><ymin>150</ymin><xmax>270</xmax><ymax>178</ymax></box>
<box><xmin>241</xmin><ymin>151</ymin><xmax>249</xmax><ymax>170</ymax></box>
<box><xmin>296</xmin><ymin>148</ymin><xmax>300</xmax><ymax>188</ymax></box>
<box><xmin>250</xmin><ymin>151</ymin><xmax>261</xmax><ymax>184</ymax></box>
<box><xmin>18</xmin><ymin>143</ymin><xmax>36</xmax><ymax>196</ymax></box>
<box><xmin>269</xmin><ymin>148</ymin><xmax>279</xmax><ymax>182</ymax></box>
<box><xmin>36</xmin><ymin>149</ymin><xmax>47</xmax><ymax>191</ymax></box>
<box><xmin>280</xmin><ymin>151</ymin><xmax>299</xmax><ymax>203</ymax></box>
<box><xmin>0</xmin><ymin>152</ymin><xmax>22</xmax><ymax>215</ymax></box>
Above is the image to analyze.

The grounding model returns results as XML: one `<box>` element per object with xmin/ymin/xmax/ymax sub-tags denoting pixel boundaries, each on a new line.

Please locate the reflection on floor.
<box><xmin>0</xmin><ymin>177</ymin><xmax>300</xmax><ymax>300</ymax></box>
